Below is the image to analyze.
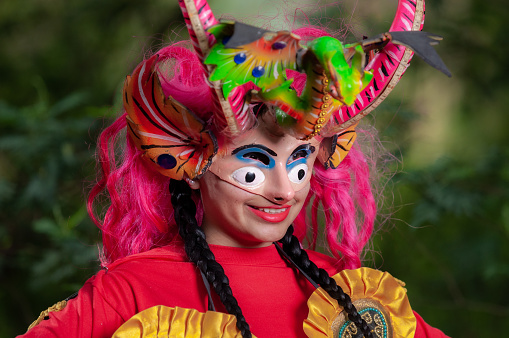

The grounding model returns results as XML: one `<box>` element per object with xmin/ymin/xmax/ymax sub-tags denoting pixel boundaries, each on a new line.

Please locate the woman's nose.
<box><xmin>264</xmin><ymin>163</ymin><xmax>295</xmax><ymax>203</ymax></box>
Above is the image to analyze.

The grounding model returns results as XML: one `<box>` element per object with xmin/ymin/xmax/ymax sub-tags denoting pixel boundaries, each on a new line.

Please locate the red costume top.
<box><xmin>20</xmin><ymin>243</ymin><xmax>448</xmax><ymax>337</ymax></box>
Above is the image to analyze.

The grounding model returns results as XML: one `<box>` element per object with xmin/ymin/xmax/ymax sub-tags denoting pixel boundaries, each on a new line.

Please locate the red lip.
<box><xmin>248</xmin><ymin>205</ymin><xmax>291</xmax><ymax>223</ymax></box>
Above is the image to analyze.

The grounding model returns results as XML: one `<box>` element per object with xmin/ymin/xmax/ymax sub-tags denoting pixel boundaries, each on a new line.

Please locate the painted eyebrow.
<box><xmin>231</xmin><ymin>144</ymin><xmax>278</xmax><ymax>156</ymax></box>
<box><xmin>289</xmin><ymin>144</ymin><xmax>316</xmax><ymax>159</ymax></box>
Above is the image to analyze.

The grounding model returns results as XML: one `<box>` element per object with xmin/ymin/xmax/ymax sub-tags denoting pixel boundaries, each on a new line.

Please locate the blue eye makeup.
<box><xmin>229</xmin><ymin>143</ymin><xmax>314</xmax><ymax>186</ymax></box>
<box><xmin>286</xmin><ymin>144</ymin><xmax>315</xmax><ymax>184</ymax></box>
<box><xmin>232</xmin><ymin>144</ymin><xmax>277</xmax><ymax>169</ymax></box>
<box><xmin>287</xmin><ymin>144</ymin><xmax>315</xmax><ymax>167</ymax></box>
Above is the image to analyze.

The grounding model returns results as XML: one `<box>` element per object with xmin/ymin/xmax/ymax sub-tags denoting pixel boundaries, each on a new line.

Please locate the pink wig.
<box><xmin>293</xmin><ymin>148</ymin><xmax>376</xmax><ymax>270</ymax></box>
<box><xmin>88</xmin><ymin>29</ymin><xmax>377</xmax><ymax>268</ymax></box>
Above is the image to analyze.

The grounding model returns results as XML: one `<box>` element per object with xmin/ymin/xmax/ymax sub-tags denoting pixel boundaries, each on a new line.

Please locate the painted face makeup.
<box><xmin>193</xmin><ymin>122</ymin><xmax>320</xmax><ymax>248</ymax></box>
<box><xmin>212</xmin><ymin>143</ymin><xmax>316</xmax><ymax>198</ymax></box>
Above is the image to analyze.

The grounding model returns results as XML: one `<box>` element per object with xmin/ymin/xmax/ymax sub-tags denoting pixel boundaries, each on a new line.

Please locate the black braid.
<box><xmin>169</xmin><ymin>179</ymin><xmax>252</xmax><ymax>338</ymax></box>
<box><xmin>278</xmin><ymin>226</ymin><xmax>374</xmax><ymax>338</ymax></box>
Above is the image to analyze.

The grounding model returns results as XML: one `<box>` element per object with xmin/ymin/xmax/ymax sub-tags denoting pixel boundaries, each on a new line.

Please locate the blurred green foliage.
<box><xmin>1</xmin><ymin>0</ymin><xmax>507</xmax><ymax>337</ymax></box>
<box><xmin>366</xmin><ymin>0</ymin><xmax>509</xmax><ymax>334</ymax></box>
<box><xmin>0</xmin><ymin>85</ymin><xmax>103</xmax><ymax>336</ymax></box>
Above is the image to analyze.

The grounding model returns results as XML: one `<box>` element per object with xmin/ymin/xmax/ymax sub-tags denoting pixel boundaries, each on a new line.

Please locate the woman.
<box><xmin>20</xmin><ymin>0</ymin><xmax>449</xmax><ymax>336</ymax></box>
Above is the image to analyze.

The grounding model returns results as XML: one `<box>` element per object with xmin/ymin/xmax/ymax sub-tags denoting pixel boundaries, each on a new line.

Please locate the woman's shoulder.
<box><xmin>105</xmin><ymin>242</ymin><xmax>189</xmax><ymax>271</ymax></box>
<box><xmin>87</xmin><ymin>242</ymin><xmax>204</xmax><ymax>319</ymax></box>
<box><xmin>92</xmin><ymin>242</ymin><xmax>194</xmax><ymax>292</ymax></box>
<box><xmin>20</xmin><ymin>244</ymin><xmax>200</xmax><ymax>337</ymax></box>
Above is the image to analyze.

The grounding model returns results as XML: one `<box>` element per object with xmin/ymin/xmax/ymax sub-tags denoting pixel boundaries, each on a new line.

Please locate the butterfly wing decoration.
<box><xmin>317</xmin><ymin>123</ymin><xmax>358</xmax><ymax>169</ymax></box>
<box><xmin>124</xmin><ymin>54</ymin><xmax>218</xmax><ymax>180</ymax></box>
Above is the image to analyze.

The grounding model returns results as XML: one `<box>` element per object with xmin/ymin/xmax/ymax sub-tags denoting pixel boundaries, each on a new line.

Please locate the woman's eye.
<box><xmin>288</xmin><ymin>163</ymin><xmax>308</xmax><ymax>183</ymax></box>
<box><xmin>231</xmin><ymin>167</ymin><xmax>266</xmax><ymax>187</ymax></box>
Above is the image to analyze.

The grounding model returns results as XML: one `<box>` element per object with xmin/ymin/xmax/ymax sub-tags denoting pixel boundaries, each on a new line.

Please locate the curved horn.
<box><xmin>178</xmin><ymin>0</ymin><xmax>218</xmax><ymax>61</ymax></box>
<box><xmin>178</xmin><ymin>0</ymin><xmax>248</xmax><ymax>136</ymax></box>
<box><xmin>328</xmin><ymin>0</ymin><xmax>425</xmax><ymax>132</ymax></box>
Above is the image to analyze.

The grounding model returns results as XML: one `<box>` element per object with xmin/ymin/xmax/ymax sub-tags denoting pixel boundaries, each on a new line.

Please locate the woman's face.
<box><xmin>190</xmin><ymin>119</ymin><xmax>320</xmax><ymax>248</ymax></box>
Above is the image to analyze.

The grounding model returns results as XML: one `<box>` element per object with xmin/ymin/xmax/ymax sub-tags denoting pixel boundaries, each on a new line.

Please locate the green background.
<box><xmin>1</xmin><ymin>0</ymin><xmax>507</xmax><ymax>336</ymax></box>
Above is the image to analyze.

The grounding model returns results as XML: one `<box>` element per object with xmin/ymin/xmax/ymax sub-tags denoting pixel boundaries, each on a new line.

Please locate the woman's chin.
<box><xmin>238</xmin><ymin>223</ymin><xmax>291</xmax><ymax>247</ymax></box>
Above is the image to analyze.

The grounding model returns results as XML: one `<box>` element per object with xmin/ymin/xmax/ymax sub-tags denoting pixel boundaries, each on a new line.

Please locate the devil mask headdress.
<box><xmin>124</xmin><ymin>0</ymin><xmax>450</xmax><ymax>180</ymax></box>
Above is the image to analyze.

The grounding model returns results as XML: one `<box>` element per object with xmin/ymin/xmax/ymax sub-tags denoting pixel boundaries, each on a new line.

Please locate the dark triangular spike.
<box><xmin>389</xmin><ymin>31</ymin><xmax>452</xmax><ymax>77</ymax></box>
<box><xmin>224</xmin><ymin>22</ymin><xmax>269</xmax><ymax>48</ymax></box>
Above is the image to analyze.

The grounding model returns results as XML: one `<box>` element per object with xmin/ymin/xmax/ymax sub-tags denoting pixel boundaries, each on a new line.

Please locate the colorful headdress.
<box><xmin>124</xmin><ymin>0</ymin><xmax>450</xmax><ymax>180</ymax></box>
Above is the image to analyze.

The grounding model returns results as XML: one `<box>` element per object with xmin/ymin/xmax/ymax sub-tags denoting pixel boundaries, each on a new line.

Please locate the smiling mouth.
<box><xmin>248</xmin><ymin>205</ymin><xmax>291</xmax><ymax>222</ymax></box>
<box><xmin>251</xmin><ymin>206</ymin><xmax>289</xmax><ymax>214</ymax></box>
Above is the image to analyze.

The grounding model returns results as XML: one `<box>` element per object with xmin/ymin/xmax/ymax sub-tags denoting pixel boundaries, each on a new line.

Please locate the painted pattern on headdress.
<box><xmin>330</xmin><ymin>0</ymin><xmax>427</xmax><ymax>132</ymax></box>
<box><xmin>125</xmin><ymin>0</ymin><xmax>449</xmax><ymax>179</ymax></box>
<box><xmin>124</xmin><ymin>54</ymin><xmax>217</xmax><ymax>180</ymax></box>
<box><xmin>178</xmin><ymin>0</ymin><xmax>256</xmax><ymax>135</ymax></box>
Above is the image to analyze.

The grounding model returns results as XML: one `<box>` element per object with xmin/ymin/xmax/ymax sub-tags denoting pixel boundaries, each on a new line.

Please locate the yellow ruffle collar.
<box><xmin>304</xmin><ymin>267</ymin><xmax>416</xmax><ymax>338</ymax></box>
<box><xmin>112</xmin><ymin>306</ymin><xmax>248</xmax><ymax>338</ymax></box>
<box><xmin>113</xmin><ymin>268</ymin><xmax>415</xmax><ymax>337</ymax></box>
